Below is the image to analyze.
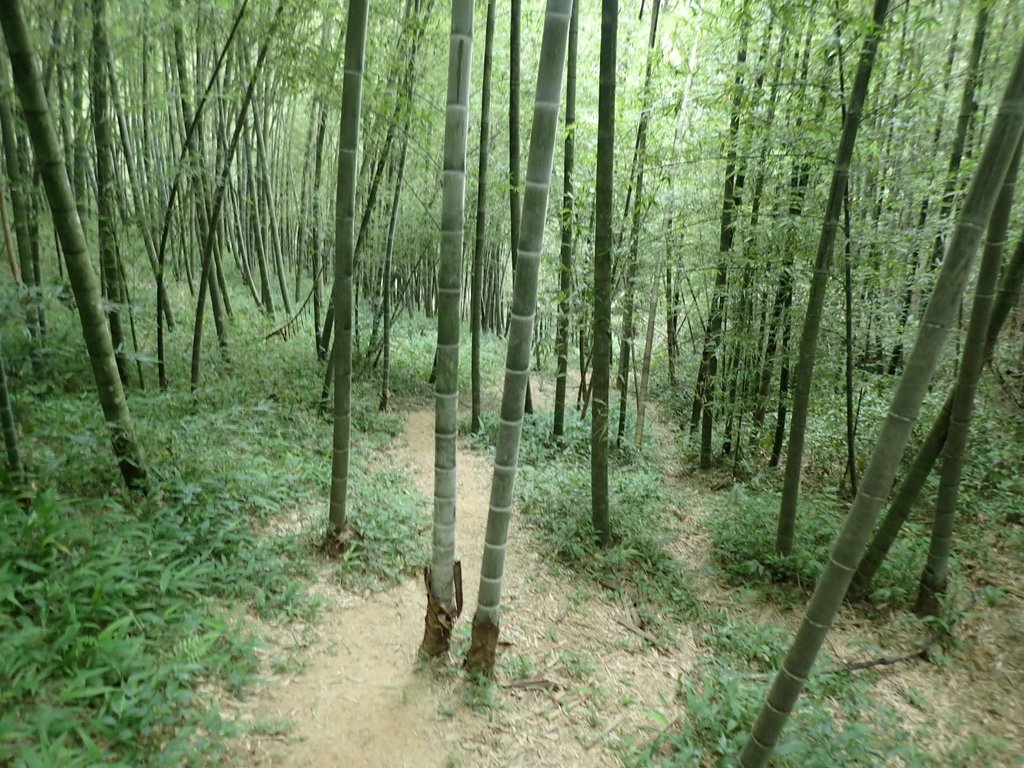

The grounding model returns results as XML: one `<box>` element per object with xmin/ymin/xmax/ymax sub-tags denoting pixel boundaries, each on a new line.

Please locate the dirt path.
<box><xmin>223</xmin><ymin>389</ymin><xmax>1023</xmax><ymax>766</ymax></box>
<box><xmin>227</xmin><ymin>405</ymin><xmax>695</xmax><ymax>767</ymax></box>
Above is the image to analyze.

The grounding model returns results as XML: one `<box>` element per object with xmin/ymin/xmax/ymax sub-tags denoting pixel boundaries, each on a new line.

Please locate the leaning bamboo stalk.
<box><xmin>740</xmin><ymin>36</ymin><xmax>1024</xmax><ymax>768</ymax></box>
<box><xmin>466</xmin><ymin>0</ymin><xmax>574</xmax><ymax>676</ymax></box>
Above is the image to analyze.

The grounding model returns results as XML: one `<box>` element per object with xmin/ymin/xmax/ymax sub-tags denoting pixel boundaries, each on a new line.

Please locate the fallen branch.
<box><xmin>819</xmin><ymin>642</ymin><xmax>933</xmax><ymax>675</ymax></box>
<box><xmin>263</xmin><ymin>261</ymin><xmax>327</xmax><ymax>341</ymax></box>
<box><xmin>614</xmin><ymin>618</ymin><xmax>671</xmax><ymax>654</ymax></box>
<box><xmin>502</xmin><ymin>677</ymin><xmax>562</xmax><ymax>691</ymax></box>
<box><xmin>819</xmin><ymin>603</ymin><xmax>968</xmax><ymax>676</ymax></box>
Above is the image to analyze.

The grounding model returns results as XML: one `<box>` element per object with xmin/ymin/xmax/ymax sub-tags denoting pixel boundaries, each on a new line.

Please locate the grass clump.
<box><xmin>0</xmin><ymin>484</ymin><xmax>315</xmax><ymax>767</ymax></box>
<box><xmin>706</xmin><ymin>485</ymin><xmax>927</xmax><ymax>606</ymax></box>
<box><xmin>517</xmin><ymin>464</ymin><xmax>697</xmax><ymax>644</ymax></box>
<box><xmin>330</xmin><ymin>462</ymin><xmax>429</xmax><ymax>591</ymax></box>
<box><xmin>630</xmin><ymin>655</ymin><xmax>931</xmax><ymax>767</ymax></box>
<box><xmin>625</xmin><ymin>604</ymin><xmax>950</xmax><ymax>767</ymax></box>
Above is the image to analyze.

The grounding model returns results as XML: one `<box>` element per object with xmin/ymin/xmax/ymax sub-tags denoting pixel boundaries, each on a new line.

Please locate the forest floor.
<box><xmin>224</xmin><ymin>380</ymin><xmax>695</xmax><ymax>767</ymax></box>
<box><xmin>220</xmin><ymin>373</ymin><xmax>1024</xmax><ymax>767</ymax></box>
<box><xmin>5</xmin><ymin>301</ymin><xmax>1023</xmax><ymax>767</ymax></box>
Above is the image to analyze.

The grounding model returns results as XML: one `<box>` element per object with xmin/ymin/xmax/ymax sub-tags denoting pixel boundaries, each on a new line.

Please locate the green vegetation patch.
<box><xmin>517</xmin><ymin>462</ymin><xmax>698</xmax><ymax>644</ymax></box>
<box><xmin>628</xmin><ymin>612</ymin><xmax>937</xmax><ymax>767</ymax></box>
<box><xmin>0</xmin><ymin>486</ymin><xmax>314</xmax><ymax>767</ymax></box>
<box><xmin>629</xmin><ymin>657</ymin><xmax>933</xmax><ymax>767</ymax></box>
<box><xmin>707</xmin><ymin>485</ymin><xmax>928</xmax><ymax>606</ymax></box>
<box><xmin>329</xmin><ymin>461</ymin><xmax>429</xmax><ymax>591</ymax></box>
<box><xmin>1</xmin><ymin>317</ymin><xmax>430</xmax><ymax>765</ymax></box>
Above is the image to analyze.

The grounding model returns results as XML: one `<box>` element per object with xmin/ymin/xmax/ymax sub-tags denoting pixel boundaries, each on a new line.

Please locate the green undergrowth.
<box><xmin>516</xmin><ymin>461</ymin><xmax>698</xmax><ymax>645</ymax></box>
<box><xmin>628</xmin><ymin>655</ymin><xmax>936</xmax><ymax>767</ymax></box>
<box><xmin>466</xmin><ymin>386</ymin><xmax>729</xmax><ymax>704</ymax></box>
<box><xmin>467</xmin><ymin>396</ymin><xmax>697</xmax><ymax>643</ymax></box>
<box><xmin>628</xmin><ymin>603</ymin><xmax>965</xmax><ymax>766</ymax></box>
<box><xmin>382</xmin><ymin>313</ymin><xmax>510</xmax><ymax>403</ymax></box>
<box><xmin>1</xmin><ymin>303</ymin><xmax>431</xmax><ymax>764</ymax></box>
<box><xmin>705</xmin><ymin>460</ymin><xmax>1020</xmax><ymax>612</ymax></box>
<box><xmin>706</xmin><ymin>485</ymin><xmax>929</xmax><ymax>607</ymax></box>
<box><xmin>468</xmin><ymin>399</ymin><xmax>652</xmax><ymax>471</ymax></box>
<box><xmin>0</xmin><ymin>483</ymin><xmax>312</xmax><ymax>767</ymax></box>
<box><xmin>956</xmin><ymin>388</ymin><xmax>1024</xmax><ymax>550</ymax></box>
<box><xmin>329</xmin><ymin>461</ymin><xmax>429</xmax><ymax>591</ymax></box>
<box><xmin>631</xmin><ymin>641</ymin><xmax>1005</xmax><ymax>767</ymax></box>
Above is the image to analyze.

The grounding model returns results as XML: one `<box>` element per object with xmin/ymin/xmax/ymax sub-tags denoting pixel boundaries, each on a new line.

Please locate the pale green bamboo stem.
<box><xmin>428</xmin><ymin>0</ymin><xmax>474</xmax><ymax>610</ymax></box>
<box><xmin>470</xmin><ymin>0</ymin><xmax>573</xmax><ymax>646</ymax></box>
<box><xmin>329</xmin><ymin>0</ymin><xmax>371</xmax><ymax>530</ymax></box>
<box><xmin>740</xmin><ymin>36</ymin><xmax>1024</xmax><ymax>768</ymax></box>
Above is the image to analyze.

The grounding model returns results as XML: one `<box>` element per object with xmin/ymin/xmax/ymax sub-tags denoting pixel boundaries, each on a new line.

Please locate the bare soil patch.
<box><xmin>225</xmin><ymin>404</ymin><xmax>697</xmax><ymax>767</ymax></box>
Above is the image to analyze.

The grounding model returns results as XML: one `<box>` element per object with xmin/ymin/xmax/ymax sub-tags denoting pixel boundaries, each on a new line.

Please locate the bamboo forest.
<box><xmin>2</xmin><ymin>0</ymin><xmax>1024</xmax><ymax>764</ymax></box>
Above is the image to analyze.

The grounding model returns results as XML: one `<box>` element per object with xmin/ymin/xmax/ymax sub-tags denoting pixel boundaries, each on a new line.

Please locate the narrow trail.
<box><xmin>227</xmin><ymin>403</ymin><xmax>695</xmax><ymax>767</ymax></box>
<box><xmin>223</xmin><ymin>389</ymin><xmax>1023</xmax><ymax>765</ymax></box>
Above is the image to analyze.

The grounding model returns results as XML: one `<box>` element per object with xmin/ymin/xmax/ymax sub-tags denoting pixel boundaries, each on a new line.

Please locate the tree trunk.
<box><xmin>0</xmin><ymin>56</ymin><xmax>36</xmax><ymax>334</ymax></box>
<box><xmin>590</xmin><ymin>0</ymin><xmax>617</xmax><ymax>549</ymax></box>
<box><xmin>190</xmin><ymin>7</ymin><xmax>284</xmax><ymax>391</ymax></box>
<box><xmin>254</xmin><ymin>104</ymin><xmax>292</xmax><ymax>315</ymax></box>
<box><xmin>0</xmin><ymin>335</ymin><xmax>23</xmax><ymax>481</ymax></box>
<box><xmin>247</xmin><ymin>142</ymin><xmax>277</xmax><ymax>314</ymax></box>
<box><xmin>752</xmin><ymin>25</ymin><xmax>813</xmax><ymax>444</ymax></box>
<box><xmin>1</xmin><ymin>0</ymin><xmax>147</xmax><ymax>489</ymax></box>
<box><xmin>665</xmin><ymin>255</ymin><xmax>678</xmax><ymax>386</ymax></box>
<box><xmin>615</xmin><ymin>0</ymin><xmax>661</xmax><ymax>448</ymax></box>
<box><xmin>740</xmin><ymin>36</ymin><xmax>1024</xmax><ymax>767</ymax></box>
<box><xmin>311</xmin><ymin>102</ymin><xmax>329</xmax><ymax>358</ymax></box>
<box><xmin>724</xmin><ymin>18</ymin><xmax>784</xmax><ymax>464</ymax></box>
<box><xmin>470</xmin><ymin>0</ymin><xmax>495</xmax><ymax>435</ymax></box>
<box><xmin>842</xmin><ymin>184</ymin><xmax>857</xmax><ymax>496</ymax></box>
<box><xmin>506</xmin><ymin>0</ymin><xmax>533</xmax><ymax>415</ymax></box>
<box><xmin>553</xmin><ymin>1</ymin><xmax>578</xmax><ymax>440</ymax></box>
<box><xmin>321</xmin><ymin>5</ymin><xmax>430</xmax><ymax>360</ymax></box>
<box><xmin>928</xmin><ymin>5</ymin><xmax>987</xmax><ymax>273</ymax></box>
<box><xmin>379</xmin><ymin>120</ymin><xmax>410</xmax><ymax>413</ymax></box>
<box><xmin>915</xmin><ymin>136</ymin><xmax>1021</xmax><ymax>616</ymax></box>
<box><xmin>328</xmin><ymin>0</ymin><xmax>370</xmax><ymax>533</ymax></box>
<box><xmin>106</xmin><ymin>24</ymin><xmax>175</xmax><ymax>330</ymax></box>
<box><xmin>853</xmin><ymin>140</ymin><xmax>1024</xmax><ymax>594</ymax></box>
<box><xmin>888</xmin><ymin>7</ymin><xmax>962</xmax><ymax>374</ymax></box>
<box><xmin>91</xmin><ymin>0</ymin><xmax>129</xmax><ymax>386</ymax></box>
<box><xmin>466</xmin><ymin>0</ymin><xmax>571</xmax><ymax>675</ymax></box>
<box><xmin>421</xmin><ymin>0</ymin><xmax>473</xmax><ymax>658</ymax></box>
<box><xmin>696</xmin><ymin>6</ymin><xmax>747</xmax><ymax>468</ymax></box>
<box><xmin>0</xmin><ymin>172</ymin><xmax>19</xmax><ymax>284</ymax></box>
<box><xmin>776</xmin><ymin>0</ymin><xmax>889</xmax><ymax>556</ymax></box>
<box><xmin>155</xmin><ymin>0</ymin><xmax>249</xmax><ymax>388</ymax></box>
<box><xmin>634</xmin><ymin>255</ymin><xmax>661</xmax><ymax>446</ymax></box>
